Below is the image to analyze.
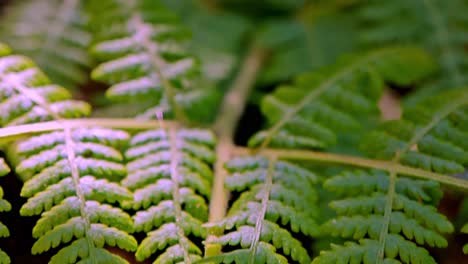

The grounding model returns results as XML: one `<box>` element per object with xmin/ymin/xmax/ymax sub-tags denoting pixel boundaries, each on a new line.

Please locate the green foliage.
<box><xmin>123</xmin><ymin>128</ymin><xmax>215</xmax><ymax>263</ymax></box>
<box><xmin>0</xmin><ymin>0</ymin><xmax>91</xmax><ymax>89</ymax></box>
<box><xmin>357</xmin><ymin>0</ymin><xmax>468</xmax><ymax>96</ymax></box>
<box><xmin>0</xmin><ymin>44</ymin><xmax>90</xmax><ymax>127</ymax></box>
<box><xmin>0</xmin><ymin>1</ymin><xmax>468</xmax><ymax>263</ymax></box>
<box><xmin>10</xmin><ymin>121</ymin><xmax>137</xmax><ymax>263</ymax></box>
<box><xmin>0</xmin><ymin>159</ymin><xmax>11</xmax><ymax>264</ymax></box>
<box><xmin>249</xmin><ymin>47</ymin><xmax>435</xmax><ymax>149</ymax></box>
<box><xmin>88</xmin><ymin>0</ymin><xmax>216</xmax><ymax>122</ymax></box>
<box><xmin>316</xmin><ymin>170</ymin><xmax>452</xmax><ymax>263</ymax></box>
<box><xmin>361</xmin><ymin>89</ymin><xmax>468</xmax><ymax>174</ymax></box>
<box><xmin>315</xmin><ymin>89</ymin><xmax>468</xmax><ymax>263</ymax></box>
<box><xmin>205</xmin><ymin>156</ymin><xmax>318</xmax><ymax>264</ymax></box>
<box><xmin>0</xmin><ymin>42</ymin><xmax>137</xmax><ymax>263</ymax></box>
<box><xmin>463</xmin><ymin>223</ymin><xmax>468</xmax><ymax>254</ymax></box>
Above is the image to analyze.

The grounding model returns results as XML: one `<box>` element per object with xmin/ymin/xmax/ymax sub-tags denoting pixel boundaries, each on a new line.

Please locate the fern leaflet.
<box><xmin>0</xmin><ymin>42</ymin><xmax>137</xmax><ymax>263</ymax></box>
<box><xmin>122</xmin><ymin>128</ymin><xmax>215</xmax><ymax>263</ymax></box>
<box><xmin>357</xmin><ymin>0</ymin><xmax>468</xmax><ymax>92</ymax></box>
<box><xmin>316</xmin><ymin>89</ymin><xmax>468</xmax><ymax>263</ymax></box>
<box><xmin>0</xmin><ymin>0</ymin><xmax>91</xmax><ymax>89</ymax></box>
<box><xmin>0</xmin><ymin>159</ymin><xmax>11</xmax><ymax>264</ymax></box>
<box><xmin>203</xmin><ymin>156</ymin><xmax>319</xmax><ymax>264</ymax></box>
<box><xmin>249</xmin><ymin>47</ymin><xmax>435</xmax><ymax>150</ymax></box>
<box><xmin>89</xmin><ymin>0</ymin><xmax>214</xmax><ymax>122</ymax></box>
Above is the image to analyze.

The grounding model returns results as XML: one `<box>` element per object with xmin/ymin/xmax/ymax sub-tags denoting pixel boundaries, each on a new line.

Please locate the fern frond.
<box><xmin>357</xmin><ymin>0</ymin><xmax>468</xmax><ymax>90</ymax></box>
<box><xmin>249</xmin><ymin>47</ymin><xmax>435</xmax><ymax>149</ymax></box>
<box><xmin>13</xmin><ymin>131</ymin><xmax>138</xmax><ymax>263</ymax></box>
<box><xmin>88</xmin><ymin>0</ymin><xmax>215</xmax><ymax>122</ymax></box>
<box><xmin>312</xmin><ymin>234</ymin><xmax>436</xmax><ymax>264</ymax></box>
<box><xmin>316</xmin><ymin>170</ymin><xmax>453</xmax><ymax>263</ymax></box>
<box><xmin>462</xmin><ymin>223</ymin><xmax>468</xmax><ymax>254</ymax></box>
<box><xmin>0</xmin><ymin>42</ymin><xmax>137</xmax><ymax>263</ymax></box>
<box><xmin>197</xmin><ymin>241</ymin><xmax>288</xmax><ymax>264</ymax></box>
<box><xmin>123</xmin><ymin>128</ymin><xmax>215</xmax><ymax>263</ymax></box>
<box><xmin>0</xmin><ymin>46</ymin><xmax>90</xmax><ymax>127</ymax></box>
<box><xmin>0</xmin><ymin>0</ymin><xmax>91</xmax><ymax>89</ymax></box>
<box><xmin>0</xmin><ymin>159</ymin><xmax>11</xmax><ymax>264</ymax></box>
<box><xmin>361</xmin><ymin>89</ymin><xmax>468</xmax><ymax>174</ymax></box>
<box><xmin>318</xmin><ymin>89</ymin><xmax>468</xmax><ymax>262</ymax></box>
<box><xmin>205</xmin><ymin>156</ymin><xmax>318</xmax><ymax>264</ymax></box>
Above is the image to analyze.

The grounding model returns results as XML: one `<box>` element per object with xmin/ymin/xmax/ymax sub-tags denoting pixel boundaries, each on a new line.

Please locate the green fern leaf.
<box><xmin>318</xmin><ymin>89</ymin><xmax>468</xmax><ymax>262</ymax></box>
<box><xmin>357</xmin><ymin>0</ymin><xmax>468</xmax><ymax>92</ymax></box>
<box><xmin>249</xmin><ymin>47</ymin><xmax>435</xmax><ymax>149</ymax></box>
<box><xmin>0</xmin><ymin>159</ymin><xmax>11</xmax><ymax>264</ymax></box>
<box><xmin>197</xmin><ymin>241</ymin><xmax>288</xmax><ymax>264</ymax></box>
<box><xmin>463</xmin><ymin>223</ymin><xmax>468</xmax><ymax>254</ymax></box>
<box><xmin>88</xmin><ymin>0</ymin><xmax>215</xmax><ymax>122</ymax></box>
<box><xmin>313</xmin><ymin>234</ymin><xmax>436</xmax><ymax>264</ymax></box>
<box><xmin>0</xmin><ymin>42</ymin><xmax>136</xmax><ymax>263</ymax></box>
<box><xmin>361</xmin><ymin>89</ymin><xmax>468</xmax><ymax>174</ymax></box>
<box><xmin>50</xmin><ymin>240</ymin><xmax>129</xmax><ymax>264</ymax></box>
<box><xmin>205</xmin><ymin>156</ymin><xmax>318</xmax><ymax>264</ymax></box>
<box><xmin>32</xmin><ymin>197</ymin><xmax>134</xmax><ymax>238</ymax></box>
<box><xmin>318</xmin><ymin>170</ymin><xmax>453</xmax><ymax>263</ymax></box>
<box><xmin>0</xmin><ymin>49</ymin><xmax>90</xmax><ymax>127</ymax></box>
<box><xmin>0</xmin><ymin>0</ymin><xmax>91</xmax><ymax>89</ymax></box>
<box><xmin>123</xmin><ymin>128</ymin><xmax>215</xmax><ymax>262</ymax></box>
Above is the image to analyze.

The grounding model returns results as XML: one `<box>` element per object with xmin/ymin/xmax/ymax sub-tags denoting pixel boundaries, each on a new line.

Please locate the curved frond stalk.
<box><xmin>123</xmin><ymin>128</ymin><xmax>215</xmax><ymax>263</ymax></box>
<box><xmin>0</xmin><ymin>118</ymin><xmax>179</xmax><ymax>145</ymax></box>
<box><xmin>89</xmin><ymin>0</ymin><xmax>215</xmax><ymax>123</ymax></box>
<box><xmin>0</xmin><ymin>43</ymin><xmax>137</xmax><ymax>263</ymax></box>
<box><xmin>358</xmin><ymin>0</ymin><xmax>468</xmax><ymax>92</ymax></box>
<box><xmin>204</xmin><ymin>156</ymin><xmax>319</xmax><ymax>263</ymax></box>
<box><xmin>0</xmin><ymin>0</ymin><xmax>91</xmax><ymax>89</ymax></box>
<box><xmin>232</xmin><ymin>146</ymin><xmax>468</xmax><ymax>188</ymax></box>
<box><xmin>207</xmin><ymin>46</ymin><xmax>267</xmax><ymax>256</ymax></box>
<box><xmin>250</xmin><ymin>47</ymin><xmax>435</xmax><ymax>150</ymax></box>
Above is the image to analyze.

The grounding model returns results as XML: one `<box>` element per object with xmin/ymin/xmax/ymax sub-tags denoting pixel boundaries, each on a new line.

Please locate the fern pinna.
<box><xmin>202</xmin><ymin>156</ymin><xmax>319</xmax><ymax>263</ymax></box>
<box><xmin>0</xmin><ymin>0</ymin><xmax>91</xmax><ymax>89</ymax></box>
<box><xmin>89</xmin><ymin>0</ymin><xmax>212</xmax><ymax>122</ymax></box>
<box><xmin>314</xmin><ymin>90</ymin><xmax>468</xmax><ymax>263</ymax></box>
<box><xmin>200</xmin><ymin>46</ymin><xmax>439</xmax><ymax>263</ymax></box>
<box><xmin>122</xmin><ymin>127</ymin><xmax>215</xmax><ymax>263</ymax></box>
<box><xmin>0</xmin><ymin>159</ymin><xmax>11</xmax><ymax>264</ymax></box>
<box><xmin>0</xmin><ymin>42</ymin><xmax>137</xmax><ymax>263</ymax></box>
<box><xmin>357</xmin><ymin>0</ymin><xmax>468</xmax><ymax>92</ymax></box>
<box><xmin>248</xmin><ymin>46</ymin><xmax>435</xmax><ymax>150</ymax></box>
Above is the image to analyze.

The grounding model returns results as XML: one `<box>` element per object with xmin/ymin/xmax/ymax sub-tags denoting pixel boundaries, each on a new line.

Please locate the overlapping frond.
<box><xmin>0</xmin><ymin>159</ymin><xmax>11</xmax><ymax>264</ymax></box>
<box><xmin>123</xmin><ymin>128</ymin><xmax>215</xmax><ymax>263</ymax></box>
<box><xmin>0</xmin><ymin>42</ymin><xmax>137</xmax><ymax>263</ymax></box>
<box><xmin>314</xmin><ymin>170</ymin><xmax>452</xmax><ymax>263</ymax></box>
<box><xmin>316</xmin><ymin>89</ymin><xmax>467</xmax><ymax>262</ymax></box>
<box><xmin>0</xmin><ymin>43</ymin><xmax>90</xmax><ymax>127</ymax></box>
<box><xmin>88</xmin><ymin>0</ymin><xmax>214</xmax><ymax>122</ymax></box>
<box><xmin>0</xmin><ymin>0</ymin><xmax>91</xmax><ymax>89</ymax></box>
<box><xmin>357</xmin><ymin>0</ymin><xmax>468</xmax><ymax>91</ymax></box>
<box><xmin>361</xmin><ymin>89</ymin><xmax>468</xmax><ymax>174</ymax></box>
<box><xmin>204</xmin><ymin>156</ymin><xmax>319</xmax><ymax>264</ymax></box>
<box><xmin>9</xmin><ymin>127</ymin><xmax>137</xmax><ymax>263</ymax></box>
<box><xmin>463</xmin><ymin>222</ymin><xmax>468</xmax><ymax>254</ymax></box>
<box><xmin>249</xmin><ymin>47</ymin><xmax>435</xmax><ymax>149</ymax></box>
